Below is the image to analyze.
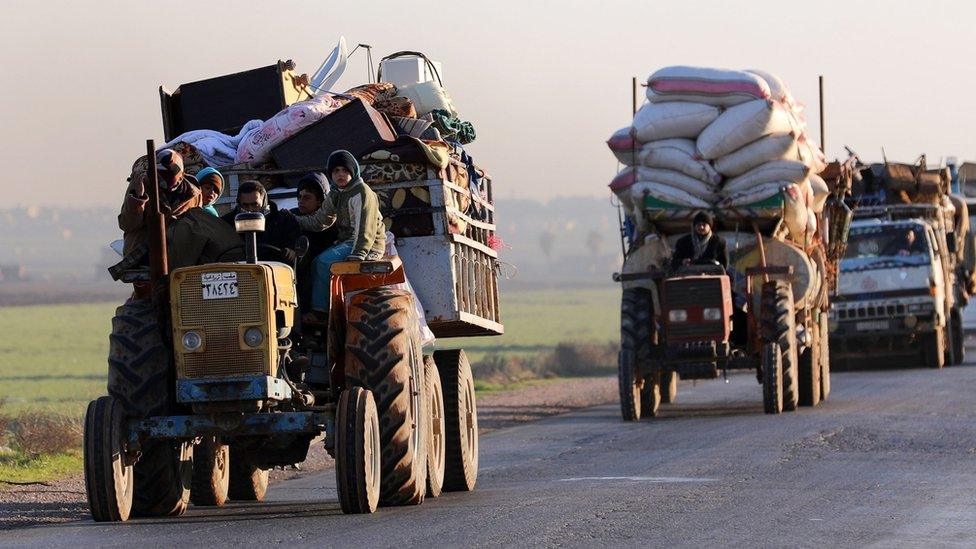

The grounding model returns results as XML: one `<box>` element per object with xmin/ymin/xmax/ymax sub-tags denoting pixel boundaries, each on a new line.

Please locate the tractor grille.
<box><xmin>664</xmin><ymin>278</ymin><xmax>724</xmax><ymax>309</ymax></box>
<box><xmin>667</xmin><ymin>322</ymin><xmax>725</xmax><ymax>339</ymax></box>
<box><xmin>178</xmin><ymin>269</ymin><xmax>267</xmax><ymax>378</ymax></box>
<box><xmin>837</xmin><ymin>303</ymin><xmax>906</xmax><ymax>320</ymax></box>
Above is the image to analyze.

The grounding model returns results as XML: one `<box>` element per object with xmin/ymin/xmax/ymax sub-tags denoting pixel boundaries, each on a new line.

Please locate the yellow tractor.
<box><xmin>84</xmin><ymin>141</ymin><xmax>479</xmax><ymax>520</ymax></box>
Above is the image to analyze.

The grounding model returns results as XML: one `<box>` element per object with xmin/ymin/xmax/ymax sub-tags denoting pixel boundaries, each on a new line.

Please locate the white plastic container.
<box><xmin>379</xmin><ymin>57</ymin><xmax>444</xmax><ymax>87</ymax></box>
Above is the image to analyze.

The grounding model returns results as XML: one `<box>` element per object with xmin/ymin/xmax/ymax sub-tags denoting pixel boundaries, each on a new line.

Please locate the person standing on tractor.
<box><xmin>305</xmin><ymin>150</ymin><xmax>386</xmax><ymax>321</ymax></box>
<box><xmin>118</xmin><ymin>148</ymin><xmax>202</xmax><ymax>255</ymax></box>
<box><xmin>291</xmin><ymin>172</ymin><xmax>340</xmax><ymax>311</ymax></box>
<box><xmin>195</xmin><ymin>167</ymin><xmax>224</xmax><ymax>217</ymax></box>
<box><xmin>222</xmin><ymin>180</ymin><xmax>302</xmax><ymax>264</ymax></box>
<box><xmin>670</xmin><ymin>211</ymin><xmax>728</xmax><ymax>271</ymax></box>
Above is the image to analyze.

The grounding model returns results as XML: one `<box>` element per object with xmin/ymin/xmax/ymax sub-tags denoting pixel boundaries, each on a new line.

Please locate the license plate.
<box><xmin>201</xmin><ymin>272</ymin><xmax>238</xmax><ymax>300</ymax></box>
<box><xmin>856</xmin><ymin>320</ymin><xmax>888</xmax><ymax>332</ymax></box>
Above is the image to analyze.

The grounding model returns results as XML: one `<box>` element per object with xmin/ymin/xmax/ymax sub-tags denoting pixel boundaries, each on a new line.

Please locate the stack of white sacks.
<box><xmin>608</xmin><ymin>66</ymin><xmax>830</xmax><ymax>248</ymax></box>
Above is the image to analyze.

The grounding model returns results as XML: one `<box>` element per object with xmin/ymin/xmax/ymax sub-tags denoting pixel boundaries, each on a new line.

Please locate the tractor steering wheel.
<box><xmin>217</xmin><ymin>243</ymin><xmax>287</xmax><ymax>264</ymax></box>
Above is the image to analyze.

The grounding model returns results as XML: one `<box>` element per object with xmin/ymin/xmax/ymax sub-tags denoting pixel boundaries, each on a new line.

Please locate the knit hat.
<box><xmin>195</xmin><ymin>166</ymin><xmax>224</xmax><ymax>196</ymax></box>
<box><xmin>297</xmin><ymin>172</ymin><xmax>328</xmax><ymax>202</ymax></box>
<box><xmin>155</xmin><ymin>149</ymin><xmax>184</xmax><ymax>190</ymax></box>
<box><xmin>693</xmin><ymin>210</ymin><xmax>715</xmax><ymax>227</ymax></box>
<box><xmin>326</xmin><ymin>150</ymin><xmax>361</xmax><ymax>183</ymax></box>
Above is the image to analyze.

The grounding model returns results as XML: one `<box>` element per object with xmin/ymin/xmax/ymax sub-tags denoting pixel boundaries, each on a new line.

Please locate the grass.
<box><xmin>0</xmin><ymin>450</ymin><xmax>83</xmax><ymax>485</ymax></box>
<box><xmin>0</xmin><ymin>302</ymin><xmax>117</xmax><ymax>416</ymax></box>
<box><xmin>447</xmin><ymin>287</ymin><xmax>620</xmax><ymax>362</ymax></box>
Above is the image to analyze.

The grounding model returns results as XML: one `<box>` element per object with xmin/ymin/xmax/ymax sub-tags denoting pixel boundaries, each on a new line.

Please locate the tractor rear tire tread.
<box><xmin>345</xmin><ymin>288</ymin><xmax>427</xmax><ymax>506</ymax></box>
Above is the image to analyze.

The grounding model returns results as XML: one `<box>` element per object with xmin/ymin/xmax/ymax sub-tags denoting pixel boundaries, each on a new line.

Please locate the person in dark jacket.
<box><xmin>291</xmin><ymin>173</ymin><xmax>340</xmax><ymax>258</ymax></box>
<box><xmin>670</xmin><ymin>211</ymin><xmax>728</xmax><ymax>271</ymax></box>
<box><xmin>119</xmin><ymin>148</ymin><xmax>201</xmax><ymax>256</ymax></box>
<box><xmin>291</xmin><ymin>173</ymin><xmax>340</xmax><ymax>311</ymax></box>
<box><xmin>222</xmin><ymin>180</ymin><xmax>302</xmax><ymax>264</ymax></box>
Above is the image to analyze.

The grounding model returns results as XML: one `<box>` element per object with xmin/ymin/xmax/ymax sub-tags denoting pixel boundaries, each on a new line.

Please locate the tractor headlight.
<box><xmin>668</xmin><ymin>309</ymin><xmax>688</xmax><ymax>322</ymax></box>
<box><xmin>702</xmin><ymin>308</ymin><xmax>723</xmax><ymax>321</ymax></box>
<box><xmin>182</xmin><ymin>331</ymin><xmax>202</xmax><ymax>352</ymax></box>
<box><xmin>904</xmin><ymin>315</ymin><xmax>918</xmax><ymax>329</ymax></box>
<box><xmin>243</xmin><ymin>327</ymin><xmax>264</xmax><ymax>348</ymax></box>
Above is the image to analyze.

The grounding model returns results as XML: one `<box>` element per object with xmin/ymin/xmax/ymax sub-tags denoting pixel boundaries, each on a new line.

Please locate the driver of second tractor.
<box><xmin>221</xmin><ymin>180</ymin><xmax>302</xmax><ymax>264</ymax></box>
<box><xmin>670</xmin><ymin>211</ymin><xmax>728</xmax><ymax>272</ymax></box>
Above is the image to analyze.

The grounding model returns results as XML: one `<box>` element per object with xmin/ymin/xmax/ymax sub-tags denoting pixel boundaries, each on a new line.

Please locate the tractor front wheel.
<box><xmin>190</xmin><ymin>437</ymin><xmax>230</xmax><ymax>507</ymax></box>
<box><xmin>84</xmin><ymin>396</ymin><xmax>133</xmax><ymax>522</ymax></box>
<box><xmin>335</xmin><ymin>386</ymin><xmax>381</xmax><ymax>514</ymax></box>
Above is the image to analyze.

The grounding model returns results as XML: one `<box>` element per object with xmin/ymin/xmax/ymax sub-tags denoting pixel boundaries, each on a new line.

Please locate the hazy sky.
<box><xmin>1</xmin><ymin>0</ymin><xmax>973</xmax><ymax>208</ymax></box>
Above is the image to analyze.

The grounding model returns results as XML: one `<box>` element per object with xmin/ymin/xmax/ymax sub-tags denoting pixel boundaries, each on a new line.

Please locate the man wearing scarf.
<box><xmin>119</xmin><ymin>148</ymin><xmax>202</xmax><ymax>255</ymax></box>
<box><xmin>670</xmin><ymin>211</ymin><xmax>728</xmax><ymax>272</ymax></box>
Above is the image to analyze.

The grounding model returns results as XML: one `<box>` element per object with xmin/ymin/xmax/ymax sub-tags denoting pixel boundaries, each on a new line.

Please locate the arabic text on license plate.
<box><xmin>856</xmin><ymin>320</ymin><xmax>888</xmax><ymax>332</ymax></box>
<box><xmin>201</xmin><ymin>272</ymin><xmax>238</xmax><ymax>300</ymax></box>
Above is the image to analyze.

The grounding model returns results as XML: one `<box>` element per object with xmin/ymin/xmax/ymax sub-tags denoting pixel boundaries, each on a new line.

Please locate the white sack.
<box><xmin>721</xmin><ymin>181</ymin><xmax>784</xmax><ymax>207</ymax></box>
<box><xmin>629</xmin><ymin>181</ymin><xmax>712</xmax><ymax>209</ymax></box>
<box><xmin>646</xmin><ymin>66</ymin><xmax>771</xmax><ymax>107</ymax></box>
<box><xmin>697</xmin><ymin>99</ymin><xmax>794</xmax><ymax>160</ymax></box>
<box><xmin>606</xmin><ymin>127</ymin><xmax>639</xmax><ymax>165</ymax></box>
<box><xmin>713</xmin><ymin>133</ymin><xmax>798</xmax><ymax>177</ymax></box>
<box><xmin>746</xmin><ymin>69</ymin><xmax>795</xmax><ymax>107</ymax></box>
<box><xmin>722</xmin><ymin>160</ymin><xmax>810</xmax><ymax>195</ymax></box>
<box><xmin>636</xmin><ymin>167</ymin><xmax>718</xmax><ymax>200</ymax></box>
<box><xmin>782</xmin><ymin>184</ymin><xmax>812</xmax><ymax>247</ymax></box>
<box><xmin>796</xmin><ymin>134</ymin><xmax>827</xmax><ymax>173</ymax></box>
<box><xmin>638</xmin><ymin>139</ymin><xmax>722</xmax><ymax>184</ymax></box>
<box><xmin>809</xmin><ymin>174</ymin><xmax>830</xmax><ymax>213</ymax></box>
<box><xmin>396</xmin><ymin>81</ymin><xmax>457</xmax><ymax>117</ymax></box>
<box><xmin>632</xmin><ymin>101</ymin><xmax>720</xmax><ymax>142</ymax></box>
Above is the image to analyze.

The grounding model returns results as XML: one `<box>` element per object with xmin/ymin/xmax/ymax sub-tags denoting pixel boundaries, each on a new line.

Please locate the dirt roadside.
<box><xmin>0</xmin><ymin>376</ymin><xmax>616</xmax><ymax>530</ymax></box>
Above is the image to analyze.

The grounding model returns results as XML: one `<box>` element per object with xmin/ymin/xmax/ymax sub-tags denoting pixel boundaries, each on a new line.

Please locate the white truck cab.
<box><xmin>830</xmin><ymin>218</ymin><xmax>951</xmax><ymax>367</ymax></box>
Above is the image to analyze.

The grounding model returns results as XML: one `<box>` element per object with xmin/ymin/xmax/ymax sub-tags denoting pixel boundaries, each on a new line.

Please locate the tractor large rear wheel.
<box><xmin>798</xmin><ymin>320</ymin><xmax>822</xmax><ymax>407</ymax></box>
<box><xmin>761</xmin><ymin>281</ymin><xmax>799</xmax><ymax>412</ymax></box>
<box><xmin>619</xmin><ymin>288</ymin><xmax>652</xmax><ymax>421</ymax></box>
<box><xmin>107</xmin><ymin>299</ymin><xmax>191</xmax><ymax>517</ymax></box>
<box><xmin>345</xmin><ymin>288</ymin><xmax>427</xmax><ymax>506</ymax></box>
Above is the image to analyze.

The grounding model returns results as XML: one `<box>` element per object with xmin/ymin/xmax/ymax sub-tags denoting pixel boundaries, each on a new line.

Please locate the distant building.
<box><xmin>0</xmin><ymin>264</ymin><xmax>29</xmax><ymax>282</ymax></box>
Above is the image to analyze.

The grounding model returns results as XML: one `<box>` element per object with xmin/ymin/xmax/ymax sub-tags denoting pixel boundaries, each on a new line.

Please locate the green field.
<box><xmin>0</xmin><ymin>287</ymin><xmax>621</xmax><ymax>416</ymax></box>
<box><xmin>0</xmin><ymin>302</ymin><xmax>117</xmax><ymax>416</ymax></box>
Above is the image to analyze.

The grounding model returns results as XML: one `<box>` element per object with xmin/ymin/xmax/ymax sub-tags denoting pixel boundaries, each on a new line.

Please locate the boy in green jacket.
<box><xmin>307</xmin><ymin>150</ymin><xmax>385</xmax><ymax>319</ymax></box>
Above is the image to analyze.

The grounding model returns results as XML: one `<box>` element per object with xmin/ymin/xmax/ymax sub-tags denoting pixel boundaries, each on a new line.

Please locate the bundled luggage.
<box><xmin>607</xmin><ymin>65</ymin><xmax>828</xmax><ymax>248</ymax></box>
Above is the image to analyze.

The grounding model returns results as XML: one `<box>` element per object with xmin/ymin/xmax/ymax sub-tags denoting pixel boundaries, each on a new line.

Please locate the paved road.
<box><xmin>5</xmin><ymin>363</ymin><xmax>976</xmax><ymax>548</ymax></box>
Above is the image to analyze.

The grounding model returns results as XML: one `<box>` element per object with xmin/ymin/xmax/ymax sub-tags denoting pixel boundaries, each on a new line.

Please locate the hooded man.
<box><xmin>195</xmin><ymin>167</ymin><xmax>224</xmax><ymax>216</ymax></box>
<box><xmin>118</xmin><ymin>148</ymin><xmax>202</xmax><ymax>255</ymax></box>
<box><xmin>291</xmin><ymin>172</ymin><xmax>340</xmax><ymax>311</ymax></box>
<box><xmin>670</xmin><ymin>211</ymin><xmax>728</xmax><ymax>271</ymax></box>
<box><xmin>221</xmin><ymin>180</ymin><xmax>302</xmax><ymax>264</ymax></box>
<box><xmin>306</xmin><ymin>150</ymin><xmax>386</xmax><ymax>319</ymax></box>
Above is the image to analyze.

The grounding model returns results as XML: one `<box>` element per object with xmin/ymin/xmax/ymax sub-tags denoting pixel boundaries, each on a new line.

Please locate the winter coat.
<box><xmin>670</xmin><ymin>232</ymin><xmax>728</xmax><ymax>271</ymax></box>
<box><xmin>118</xmin><ymin>167</ymin><xmax>201</xmax><ymax>256</ymax></box>
<box><xmin>222</xmin><ymin>201</ymin><xmax>302</xmax><ymax>255</ymax></box>
<box><xmin>334</xmin><ymin>179</ymin><xmax>386</xmax><ymax>260</ymax></box>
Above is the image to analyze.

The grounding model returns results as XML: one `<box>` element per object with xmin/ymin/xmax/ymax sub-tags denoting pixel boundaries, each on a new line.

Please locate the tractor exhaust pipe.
<box><xmin>234</xmin><ymin>212</ymin><xmax>266</xmax><ymax>264</ymax></box>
